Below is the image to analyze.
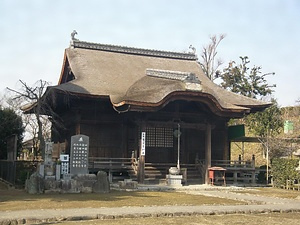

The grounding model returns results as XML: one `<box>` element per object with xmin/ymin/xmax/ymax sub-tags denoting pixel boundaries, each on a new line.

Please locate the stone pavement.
<box><xmin>1</xmin><ymin>185</ymin><xmax>300</xmax><ymax>224</ymax></box>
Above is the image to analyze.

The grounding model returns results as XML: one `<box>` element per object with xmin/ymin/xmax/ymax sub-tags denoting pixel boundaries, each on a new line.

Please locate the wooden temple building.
<box><xmin>37</xmin><ymin>38</ymin><xmax>271</xmax><ymax>184</ymax></box>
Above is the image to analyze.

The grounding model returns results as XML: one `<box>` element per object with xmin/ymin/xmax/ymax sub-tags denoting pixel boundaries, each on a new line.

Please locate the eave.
<box><xmin>111</xmin><ymin>91</ymin><xmax>252</xmax><ymax>118</ymax></box>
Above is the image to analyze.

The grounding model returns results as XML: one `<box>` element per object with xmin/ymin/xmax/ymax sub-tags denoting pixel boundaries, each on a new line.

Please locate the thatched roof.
<box><xmin>48</xmin><ymin>40</ymin><xmax>271</xmax><ymax>117</ymax></box>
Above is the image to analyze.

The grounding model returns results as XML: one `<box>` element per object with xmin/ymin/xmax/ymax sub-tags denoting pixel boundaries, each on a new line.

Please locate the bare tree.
<box><xmin>22</xmin><ymin>113</ymin><xmax>51</xmax><ymax>156</ymax></box>
<box><xmin>0</xmin><ymin>94</ymin><xmax>4</xmax><ymax>106</ymax></box>
<box><xmin>7</xmin><ymin>80</ymin><xmax>51</xmax><ymax>159</ymax></box>
<box><xmin>199</xmin><ymin>34</ymin><xmax>226</xmax><ymax>81</ymax></box>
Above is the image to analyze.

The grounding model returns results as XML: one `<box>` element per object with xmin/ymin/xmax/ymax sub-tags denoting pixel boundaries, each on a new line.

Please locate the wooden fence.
<box><xmin>0</xmin><ymin>160</ymin><xmax>39</xmax><ymax>187</ymax></box>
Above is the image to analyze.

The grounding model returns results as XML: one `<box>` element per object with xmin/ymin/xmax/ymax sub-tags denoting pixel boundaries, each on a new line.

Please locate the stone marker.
<box><xmin>55</xmin><ymin>164</ymin><xmax>61</xmax><ymax>180</ymax></box>
<box><xmin>93</xmin><ymin>171</ymin><xmax>110</xmax><ymax>193</ymax></box>
<box><xmin>118</xmin><ymin>179</ymin><xmax>138</xmax><ymax>189</ymax></box>
<box><xmin>70</xmin><ymin>135</ymin><xmax>89</xmax><ymax>175</ymax></box>
<box><xmin>25</xmin><ymin>172</ymin><xmax>44</xmax><ymax>194</ymax></box>
<box><xmin>74</xmin><ymin>174</ymin><xmax>96</xmax><ymax>193</ymax></box>
<box><xmin>44</xmin><ymin>142</ymin><xmax>54</xmax><ymax>176</ymax></box>
<box><xmin>38</xmin><ymin>164</ymin><xmax>44</xmax><ymax>177</ymax></box>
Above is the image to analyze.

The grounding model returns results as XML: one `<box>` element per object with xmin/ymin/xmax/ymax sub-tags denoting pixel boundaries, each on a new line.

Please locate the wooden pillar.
<box><xmin>75</xmin><ymin>123</ymin><xmax>81</xmax><ymax>135</ymax></box>
<box><xmin>75</xmin><ymin>111</ymin><xmax>81</xmax><ymax>135</ymax></box>
<box><xmin>121</xmin><ymin>123</ymin><xmax>127</xmax><ymax>158</ymax></box>
<box><xmin>138</xmin><ymin>124</ymin><xmax>146</xmax><ymax>184</ymax></box>
<box><xmin>233</xmin><ymin>171</ymin><xmax>238</xmax><ymax>184</ymax></box>
<box><xmin>223</xmin><ymin>126</ymin><xmax>230</xmax><ymax>160</ymax></box>
<box><xmin>205</xmin><ymin>124</ymin><xmax>212</xmax><ymax>184</ymax></box>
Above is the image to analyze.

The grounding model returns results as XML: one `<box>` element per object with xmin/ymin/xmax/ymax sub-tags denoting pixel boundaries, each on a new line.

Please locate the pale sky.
<box><xmin>1</xmin><ymin>0</ymin><xmax>299</xmax><ymax>106</ymax></box>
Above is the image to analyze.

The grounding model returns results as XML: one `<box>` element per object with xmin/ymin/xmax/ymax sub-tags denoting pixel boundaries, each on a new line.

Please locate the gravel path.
<box><xmin>1</xmin><ymin>185</ymin><xmax>300</xmax><ymax>224</ymax></box>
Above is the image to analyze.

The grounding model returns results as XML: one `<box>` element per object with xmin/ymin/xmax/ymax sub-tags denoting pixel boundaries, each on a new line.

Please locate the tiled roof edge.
<box><xmin>70</xmin><ymin>40</ymin><xmax>197</xmax><ymax>60</ymax></box>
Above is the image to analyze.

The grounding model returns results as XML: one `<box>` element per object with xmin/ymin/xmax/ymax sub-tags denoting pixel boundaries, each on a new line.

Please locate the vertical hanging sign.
<box><xmin>141</xmin><ymin>132</ymin><xmax>146</xmax><ymax>156</ymax></box>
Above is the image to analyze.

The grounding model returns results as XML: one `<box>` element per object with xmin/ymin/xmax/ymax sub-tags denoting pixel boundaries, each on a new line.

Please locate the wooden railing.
<box><xmin>195</xmin><ymin>159</ymin><xmax>206</xmax><ymax>178</ymax></box>
<box><xmin>88</xmin><ymin>157</ymin><xmax>133</xmax><ymax>171</ymax></box>
<box><xmin>88</xmin><ymin>157</ymin><xmax>138</xmax><ymax>182</ymax></box>
<box><xmin>212</xmin><ymin>158</ymin><xmax>256</xmax><ymax>184</ymax></box>
<box><xmin>87</xmin><ymin>157</ymin><xmax>256</xmax><ymax>184</ymax></box>
<box><xmin>212</xmin><ymin>159</ymin><xmax>255</xmax><ymax>170</ymax></box>
<box><xmin>194</xmin><ymin>157</ymin><xmax>256</xmax><ymax>184</ymax></box>
<box><xmin>131</xmin><ymin>157</ymin><xmax>139</xmax><ymax>176</ymax></box>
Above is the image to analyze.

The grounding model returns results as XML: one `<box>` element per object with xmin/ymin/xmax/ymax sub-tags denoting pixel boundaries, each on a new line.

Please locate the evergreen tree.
<box><xmin>220</xmin><ymin>56</ymin><xmax>275</xmax><ymax>99</ymax></box>
<box><xmin>0</xmin><ymin>107</ymin><xmax>24</xmax><ymax>159</ymax></box>
<box><xmin>245</xmin><ymin>100</ymin><xmax>283</xmax><ymax>139</ymax></box>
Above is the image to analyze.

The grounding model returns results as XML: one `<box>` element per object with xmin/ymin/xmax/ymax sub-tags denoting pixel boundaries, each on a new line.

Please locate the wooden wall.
<box><xmin>52</xmin><ymin>97</ymin><xmax>229</xmax><ymax>162</ymax></box>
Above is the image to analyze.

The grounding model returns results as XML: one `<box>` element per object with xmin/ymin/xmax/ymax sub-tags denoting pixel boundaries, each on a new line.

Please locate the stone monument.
<box><xmin>44</xmin><ymin>141</ymin><xmax>54</xmax><ymax>177</ymax></box>
<box><xmin>70</xmin><ymin>134</ymin><xmax>89</xmax><ymax>175</ymax></box>
<box><xmin>92</xmin><ymin>171</ymin><xmax>110</xmax><ymax>193</ymax></box>
<box><xmin>25</xmin><ymin>134</ymin><xmax>111</xmax><ymax>194</ymax></box>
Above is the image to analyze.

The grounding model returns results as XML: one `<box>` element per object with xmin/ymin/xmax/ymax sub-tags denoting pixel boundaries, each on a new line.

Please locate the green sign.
<box><xmin>228</xmin><ymin>124</ymin><xmax>245</xmax><ymax>140</ymax></box>
<box><xmin>284</xmin><ymin>120</ymin><xmax>293</xmax><ymax>134</ymax></box>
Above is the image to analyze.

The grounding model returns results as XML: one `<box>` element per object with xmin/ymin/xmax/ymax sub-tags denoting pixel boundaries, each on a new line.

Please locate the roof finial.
<box><xmin>189</xmin><ymin>45</ymin><xmax>196</xmax><ymax>54</ymax></box>
<box><xmin>71</xmin><ymin>30</ymin><xmax>78</xmax><ymax>41</ymax></box>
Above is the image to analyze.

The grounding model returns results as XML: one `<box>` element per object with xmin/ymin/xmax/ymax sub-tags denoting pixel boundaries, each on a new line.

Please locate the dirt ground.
<box><xmin>2</xmin><ymin>181</ymin><xmax>300</xmax><ymax>225</ymax></box>
<box><xmin>0</xmin><ymin>187</ymin><xmax>242</xmax><ymax>211</ymax></box>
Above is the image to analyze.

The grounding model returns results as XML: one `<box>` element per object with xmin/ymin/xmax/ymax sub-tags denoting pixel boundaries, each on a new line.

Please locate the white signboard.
<box><xmin>60</xmin><ymin>154</ymin><xmax>69</xmax><ymax>175</ymax></box>
<box><xmin>61</xmin><ymin>161</ymin><xmax>69</xmax><ymax>175</ymax></box>
<box><xmin>141</xmin><ymin>132</ymin><xmax>146</xmax><ymax>156</ymax></box>
<box><xmin>60</xmin><ymin>154</ymin><xmax>69</xmax><ymax>162</ymax></box>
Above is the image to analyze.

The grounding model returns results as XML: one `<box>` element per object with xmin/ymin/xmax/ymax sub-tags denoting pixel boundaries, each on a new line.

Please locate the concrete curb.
<box><xmin>1</xmin><ymin>204</ymin><xmax>300</xmax><ymax>225</ymax></box>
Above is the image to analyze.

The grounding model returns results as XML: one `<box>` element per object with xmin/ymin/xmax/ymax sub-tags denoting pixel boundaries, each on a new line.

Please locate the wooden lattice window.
<box><xmin>146</xmin><ymin>127</ymin><xmax>174</xmax><ymax>147</ymax></box>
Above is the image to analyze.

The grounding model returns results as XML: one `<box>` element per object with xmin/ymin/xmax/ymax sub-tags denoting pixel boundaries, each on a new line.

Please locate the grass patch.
<box><xmin>232</xmin><ymin>187</ymin><xmax>300</xmax><ymax>199</ymax></box>
<box><xmin>0</xmin><ymin>188</ymin><xmax>243</xmax><ymax>211</ymax></box>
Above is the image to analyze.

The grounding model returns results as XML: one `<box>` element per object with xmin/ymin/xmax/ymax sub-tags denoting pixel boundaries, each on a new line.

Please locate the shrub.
<box><xmin>271</xmin><ymin>158</ymin><xmax>300</xmax><ymax>187</ymax></box>
<box><xmin>257</xmin><ymin>165</ymin><xmax>271</xmax><ymax>184</ymax></box>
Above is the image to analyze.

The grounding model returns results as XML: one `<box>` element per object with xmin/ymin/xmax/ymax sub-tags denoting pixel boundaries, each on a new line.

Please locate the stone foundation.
<box><xmin>166</xmin><ymin>174</ymin><xmax>183</xmax><ymax>186</ymax></box>
<box><xmin>118</xmin><ymin>179</ymin><xmax>138</xmax><ymax>189</ymax></box>
<box><xmin>25</xmin><ymin>171</ymin><xmax>110</xmax><ymax>194</ymax></box>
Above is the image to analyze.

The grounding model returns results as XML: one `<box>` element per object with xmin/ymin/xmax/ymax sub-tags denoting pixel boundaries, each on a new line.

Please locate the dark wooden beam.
<box><xmin>205</xmin><ymin>123</ymin><xmax>212</xmax><ymax>184</ymax></box>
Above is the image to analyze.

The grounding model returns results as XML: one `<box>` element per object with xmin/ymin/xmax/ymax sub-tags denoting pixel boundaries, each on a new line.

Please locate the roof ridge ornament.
<box><xmin>146</xmin><ymin>68</ymin><xmax>196</xmax><ymax>81</ymax></box>
<box><xmin>71</xmin><ymin>30</ymin><xmax>78</xmax><ymax>41</ymax></box>
<box><xmin>189</xmin><ymin>45</ymin><xmax>196</xmax><ymax>54</ymax></box>
<box><xmin>70</xmin><ymin>30</ymin><xmax>79</xmax><ymax>48</ymax></box>
<box><xmin>146</xmin><ymin>68</ymin><xmax>202</xmax><ymax>91</ymax></box>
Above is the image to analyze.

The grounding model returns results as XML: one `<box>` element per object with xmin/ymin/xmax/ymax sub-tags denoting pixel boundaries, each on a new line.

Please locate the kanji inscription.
<box><xmin>70</xmin><ymin>134</ymin><xmax>89</xmax><ymax>174</ymax></box>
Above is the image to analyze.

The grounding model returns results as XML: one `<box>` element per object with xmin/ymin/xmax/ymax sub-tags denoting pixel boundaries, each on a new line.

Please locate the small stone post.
<box><xmin>251</xmin><ymin>155</ymin><xmax>256</xmax><ymax>184</ymax></box>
